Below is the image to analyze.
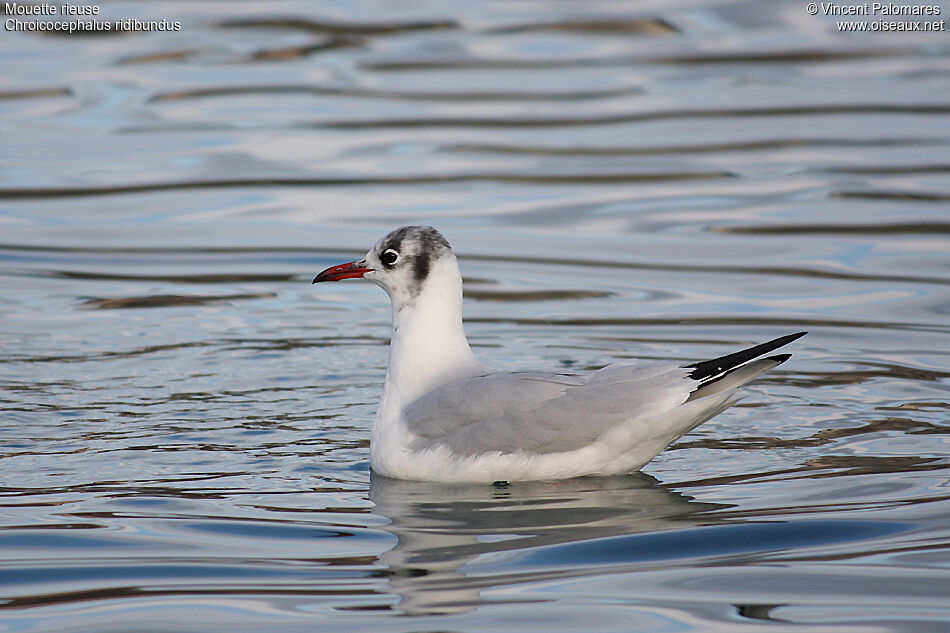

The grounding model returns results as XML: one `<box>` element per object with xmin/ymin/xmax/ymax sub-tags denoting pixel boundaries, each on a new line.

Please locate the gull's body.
<box><xmin>314</xmin><ymin>226</ymin><xmax>804</xmax><ymax>483</ymax></box>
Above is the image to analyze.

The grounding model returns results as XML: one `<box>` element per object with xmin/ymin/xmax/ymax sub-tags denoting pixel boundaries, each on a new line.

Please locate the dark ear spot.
<box><xmin>413</xmin><ymin>251</ymin><xmax>431</xmax><ymax>284</ymax></box>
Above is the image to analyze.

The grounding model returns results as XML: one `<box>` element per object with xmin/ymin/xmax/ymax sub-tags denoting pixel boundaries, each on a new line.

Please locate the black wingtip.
<box><xmin>686</xmin><ymin>331</ymin><xmax>806</xmax><ymax>382</ymax></box>
<box><xmin>766</xmin><ymin>353</ymin><xmax>792</xmax><ymax>365</ymax></box>
<box><xmin>762</xmin><ymin>331</ymin><xmax>807</xmax><ymax>348</ymax></box>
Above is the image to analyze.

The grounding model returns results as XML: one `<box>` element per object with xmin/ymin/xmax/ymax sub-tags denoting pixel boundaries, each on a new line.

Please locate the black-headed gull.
<box><xmin>314</xmin><ymin>226</ymin><xmax>805</xmax><ymax>482</ymax></box>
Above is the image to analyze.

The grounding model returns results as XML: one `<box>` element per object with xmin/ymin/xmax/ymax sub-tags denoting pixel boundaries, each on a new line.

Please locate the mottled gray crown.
<box><xmin>375</xmin><ymin>226</ymin><xmax>452</xmax><ymax>286</ymax></box>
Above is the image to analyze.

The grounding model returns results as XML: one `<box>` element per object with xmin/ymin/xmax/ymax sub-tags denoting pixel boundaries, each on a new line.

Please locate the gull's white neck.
<box><xmin>379</xmin><ymin>254</ymin><xmax>481</xmax><ymax>412</ymax></box>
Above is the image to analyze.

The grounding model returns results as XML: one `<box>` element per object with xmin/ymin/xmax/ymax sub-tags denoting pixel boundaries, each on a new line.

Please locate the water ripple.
<box><xmin>2</xmin><ymin>0</ymin><xmax>949</xmax><ymax>630</ymax></box>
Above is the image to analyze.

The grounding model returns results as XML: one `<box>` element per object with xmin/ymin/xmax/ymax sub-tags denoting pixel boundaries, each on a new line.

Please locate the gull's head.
<box><xmin>313</xmin><ymin>226</ymin><xmax>455</xmax><ymax>308</ymax></box>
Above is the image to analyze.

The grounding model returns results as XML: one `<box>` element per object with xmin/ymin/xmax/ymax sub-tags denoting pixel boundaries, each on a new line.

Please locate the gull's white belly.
<box><xmin>369</xmin><ymin>391</ymin><xmax>735</xmax><ymax>483</ymax></box>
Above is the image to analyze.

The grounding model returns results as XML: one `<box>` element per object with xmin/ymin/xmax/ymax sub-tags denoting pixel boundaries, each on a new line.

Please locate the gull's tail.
<box><xmin>685</xmin><ymin>331</ymin><xmax>806</xmax><ymax>402</ymax></box>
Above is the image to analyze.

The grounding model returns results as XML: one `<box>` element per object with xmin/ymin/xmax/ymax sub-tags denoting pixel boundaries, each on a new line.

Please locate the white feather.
<box><xmin>316</xmin><ymin>226</ymin><xmax>797</xmax><ymax>483</ymax></box>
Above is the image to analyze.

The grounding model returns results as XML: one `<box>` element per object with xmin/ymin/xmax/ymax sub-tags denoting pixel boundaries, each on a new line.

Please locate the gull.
<box><xmin>313</xmin><ymin>226</ymin><xmax>805</xmax><ymax>482</ymax></box>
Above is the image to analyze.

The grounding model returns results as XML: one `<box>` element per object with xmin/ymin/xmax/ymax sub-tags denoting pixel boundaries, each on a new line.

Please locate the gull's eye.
<box><xmin>380</xmin><ymin>249</ymin><xmax>399</xmax><ymax>266</ymax></box>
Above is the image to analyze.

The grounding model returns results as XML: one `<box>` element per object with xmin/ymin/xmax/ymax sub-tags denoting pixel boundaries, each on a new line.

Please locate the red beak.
<box><xmin>312</xmin><ymin>260</ymin><xmax>373</xmax><ymax>283</ymax></box>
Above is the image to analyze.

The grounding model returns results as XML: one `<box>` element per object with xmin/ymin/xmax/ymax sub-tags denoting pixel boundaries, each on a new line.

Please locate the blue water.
<box><xmin>1</xmin><ymin>0</ymin><xmax>950</xmax><ymax>631</ymax></box>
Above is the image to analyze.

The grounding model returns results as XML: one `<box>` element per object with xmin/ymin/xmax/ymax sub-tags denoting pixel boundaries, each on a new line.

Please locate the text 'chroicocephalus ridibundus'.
<box><xmin>314</xmin><ymin>226</ymin><xmax>805</xmax><ymax>482</ymax></box>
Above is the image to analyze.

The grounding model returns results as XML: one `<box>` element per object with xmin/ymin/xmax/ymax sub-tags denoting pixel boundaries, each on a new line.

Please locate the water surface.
<box><xmin>1</xmin><ymin>0</ymin><xmax>949</xmax><ymax>631</ymax></box>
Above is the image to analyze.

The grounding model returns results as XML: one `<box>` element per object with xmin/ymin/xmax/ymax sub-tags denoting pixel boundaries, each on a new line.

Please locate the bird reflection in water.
<box><xmin>367</xmin><ymin>473</ymin><xmax>723</xmax><ymax>615</ymax></box>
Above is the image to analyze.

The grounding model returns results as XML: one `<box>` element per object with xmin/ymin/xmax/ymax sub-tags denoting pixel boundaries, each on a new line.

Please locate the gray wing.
<box><xmin>403</xmin><ymin>361</ymin><xmax>693</xmax><ymax>456</ymax></box>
